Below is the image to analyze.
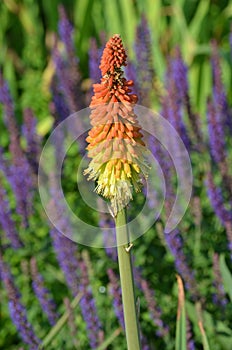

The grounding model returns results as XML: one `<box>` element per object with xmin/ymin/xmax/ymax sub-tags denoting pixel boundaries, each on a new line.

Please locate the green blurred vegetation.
<box><xmin>0</xmin><ymin>0</ymin><xmax>232</xmax><ymax>349</ymax></box>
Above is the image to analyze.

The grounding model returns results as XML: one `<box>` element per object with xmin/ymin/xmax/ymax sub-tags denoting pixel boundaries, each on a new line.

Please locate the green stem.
<box><xmin>115</xmin><ymin>208</ymin><xmax>141</xmax><ymax>350</ymax></box>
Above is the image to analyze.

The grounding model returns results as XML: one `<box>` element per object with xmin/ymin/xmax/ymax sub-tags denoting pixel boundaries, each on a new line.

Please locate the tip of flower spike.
<box><xmin>99</xmin><ymin>34</ymin><xmax>127</xmax><ymax>76</ymax></box>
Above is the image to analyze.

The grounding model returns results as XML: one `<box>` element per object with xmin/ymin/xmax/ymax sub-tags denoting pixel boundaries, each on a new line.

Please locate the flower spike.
<box><xmin>84</xmin><ymin>34</ymin><xmax>149</xmax><ymax>216</ymax></box>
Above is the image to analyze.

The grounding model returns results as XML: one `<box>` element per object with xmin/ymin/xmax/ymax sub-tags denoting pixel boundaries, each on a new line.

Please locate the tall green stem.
<box><xmin>115</xmin><ymin>208</ymin><xmax>141</xmax><ymax>350</ymax></box>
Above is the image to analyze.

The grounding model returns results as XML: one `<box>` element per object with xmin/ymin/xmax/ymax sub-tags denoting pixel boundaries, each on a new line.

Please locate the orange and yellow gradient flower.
<box><xmin>84</xmin><ymin>34</ymin><xmax>149</xmax><ymax>216</ymax></box>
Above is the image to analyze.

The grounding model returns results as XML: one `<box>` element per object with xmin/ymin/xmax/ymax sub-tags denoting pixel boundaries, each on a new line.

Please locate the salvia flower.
<box><xmin>89</xmin><ymin>37</ymin><xmax>103</xmax><ymax>85</ymax></box>
<box><xmin>0</xmin><ymin>74</ymin><xmax>34</xmax><ymax>226</ymax></box>
<box><xmin>0</xmin><ymin>253</ymin><xmax>40</xmax><ymax>349</ymax></box>
<box><xmin>0</xmin><ymin>180</ymin><xmax>23</xmax><ymax>249</ymax></box>
<box><xmin>212</xmin><ymin>253</ymin><xmax>227</xmax><ymax>308</ymax></box>
<box><xmin>206</xmin><ymin>171</ymin><xmax>232</xmax><ymax>226</ymax></box>
<box><xmin>79</xmin><ymin>260</ymin><xmax>102</xmax><ymax>348</ymax></box>
<box><xmin>187</xmin><ymin>317</ymin><xmax>195</xmax><ymax>350</ymax></box>
<box><xmin>207</xmin><ymin>98</ymin><xmax>227</xmax><ymax>165</ymax></box>
<box><xmin>84</xmin><ymin>34</ymin><xmax>150</xmax><ymax>216</ymax></box>
<box><xmin>107</xmin><ymin>268</ymin><xmax>125</xmax><ymax>329</ymax></box>
<box><xmin>22</xmin><ymin>108</ymin><xmax>41</xmax><ymax>174</ymax></box>
<box><xmin>58</xmin><ymin>5</ymin><xmax>76</xmax><ymax>63</ymax></box>
<box><xmin>211</xmin><ymin>41</ymin><xmax>231</xmax><ymax>132</ymax></box>
<box><xmin>30</xmin><ymin>257</ymin><xmax>59</xmax><ymax>326</ymax></box>
<box><xmin>0</xmin><ymin>72</ymin><xmax>17</xmax><ymax>135</ymax></box>
<box><xmin>48</xmin><ymin>170</ymin><xmax>80</xmax><ymax>296</ymax></box>
<box><xmin>134</xmin><ymin>268</ymin><xmax>169</xmax><ymax>337</ymax></box>
<box><xmin>165</xmin><ymin>58</ymin><xmax>191</xmax><ymax>151</ymax></box>
<box><xmin>165</xmin><ymin>228</ymin><xmax>199</xmax><ymax>299</ymax></box>
<box><xmin>134</xmin><ymin>14</ymin><xmax>155</xmax><ymax>107</ymax></box>
<box><xmin>170</xmin><ymin>47</ymin><xmax>202</xmax><ymax>144</ymax></box>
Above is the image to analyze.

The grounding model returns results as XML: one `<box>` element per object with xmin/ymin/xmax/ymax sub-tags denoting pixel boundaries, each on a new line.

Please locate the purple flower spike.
<box><xmin>171</xmin><ymin>47</ymin><xmax>202</xmax><ymax>144</ymax></box>
<box><xmin>165</xmin><ymin>59</ymin><xmax>191</xmax><ymax>151</ymax></box>
<box><xmin>134</xmin><ymin>269</ymin><xmax>169</xmax><ymax>337</ymax></box>
<box><xmin>107</xmin><ymin>268</ymin><xmax>125</xmax><ymax>329</ymax></box>
<box><xmin>30</xmin><ymin>257</ymin><xmax>59</xmax><ymax>326</ymax></box>
<box><xmin>0</xmin><ymin>74</ymin><xmax>34</xmax><ymax>226</ymax></box>
<box><xmin>212</xmin><ymin>253</ymin><xmax>227</xmax><ymax>308</ymax></box>
<box><xmin>206</xmin><ymin>171</ymin><xmax>232</xmax><ymax>226</ymax></box>
<box><xmin>50</xmin><ymin>228</ymin><xmax>79</xmax><ymax>296</ymax></box>
<box><xmin>187</xmin><ymin>317</ymin><xmax>195</xmax><ymax>350</ymax></box>
<box><xmin>0</xmin><ymin>72</ymin><xmax>17</xmax><ymax>135</ymax></box>
<box><xmin>22</xmin><ymin>108</ymin><xmax>41</xmax><ymax>173</ymax></box>
<box><xmin>79</xmin><ymin>260</ymin><xmax>102</xmax><ymax>348</ymax></box>
<box><xmin>88</xmin><ymin>38</ymin><xmax>102</xmax><ymax>84</ymax></box>
<box><xmin>58</xmin><ymin>5</ymin><xmax>76</xmax><ymax>63</ymax></box>
<box><xmin>0</xmin><ymin>181</ymin><xmax>23</xmax><ymax>249</ymax></box>
<box><xmin>0</xmin><ymin>253</ymin><xmax>40</xmax><ymax>349</ymax></box>
<box><xmin>211</xmin><ymin>41</ymin><xmax>231</xmax><ymax>132</ymax></box>
<box><xmin>165</xmin><ymin>228</ymin><xmax>199</xmax><ymax>299</ymax></box>
<box><xmin>8</xmin><ymin>150</ymin><xmax>34</xmax><ymax>227</ymax></box>
<box><xmin>134</xmin><ymin>14</ymin><xmax>155</xmax><ymax>107</ymax></box>
<box><xmin>207</xmin><ymin>98</ymin><xmax>226</xmax><ymax>165</ymax></box>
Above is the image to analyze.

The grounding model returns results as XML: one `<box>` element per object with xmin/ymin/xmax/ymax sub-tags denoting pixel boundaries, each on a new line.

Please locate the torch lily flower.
<box><xmin>84</xmin><ymin>34</ymin><xmax>149</xmax><ymax>216</ymax></box>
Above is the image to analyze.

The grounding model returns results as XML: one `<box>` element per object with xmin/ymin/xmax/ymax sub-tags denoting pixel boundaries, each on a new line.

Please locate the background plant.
<box><xmin>0</xmin><ymin>1</ymin><xmax>232</xmax><ymax>349</ymax></box>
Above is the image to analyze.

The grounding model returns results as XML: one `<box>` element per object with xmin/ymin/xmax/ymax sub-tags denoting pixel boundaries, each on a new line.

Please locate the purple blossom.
<box><xmin>0</xmin><ymin>74</ymin><xmax>34</xmax><ymax>226</ymax></box>
<box><xmin>8</xmin><ymin>151</ymin><xmax>34</xmax><ymax>227</ymax></box>
<box><xmin>48</xmin><ymin>166</ymin><xmax>80</xmax><ymax>296</ymax></box>
<box><xmin>0</xmin><ymin>72</ymin><xmax>17</xmax><ymax>135</ymax></box>
<box><xmin>170</xmin><ymin>47</ymin><xmax>202</xmax><ymax>144</ymax></box>
<box><xmin>88</xmin><ymin>38</ymin><xmax>102</xmax><ymax>84</ymax></box>
<box><xmin>22</xmin><ymin>108</ymin><xmax>41</xmax><ymax>173</ymax></box>
<box><xmin>134</xmin><ymin>14</ymin><xmax>155</xmax><ymax>107</ymax></box>
<box><xmin>165</xmin><ymin>228</ymin><xmax>198</xmax><ymax>299</ymax></box>
<box><xmin>79</xmin><ymin>260</ymin><xmax>102</xmax><ymax>348</ymax></box>
<box><xmin>50</xmin><ymin>81</ymin><xmax>70</xmax><ymax>122</ymax></box>
<box><xmin>207</xmin><ymin>98</ymin><xmax>226</xmax><ymax>165</ymax></box>
<box><xmin>206</xmin><ymin>171</ymin><xmax>232</xmax><ymax>226</ymax></box>
<box><xmin>0</xmin><ymin>253</ymin><xmax>40</xmax><ymax>349</ymax></box>
<box><xmin>50</xmin><ymin>228</ymin><xmax>79</xmax><ymax>296</ymax></box>
<box><xmin>125</xmin><ymin>60</ymin><xmax>140</xmax><ymax>96</ymax></box>
<box><xmin>53</xmin><ymin>7</ymin><xmax>83</xmax><ymax>113</ymax></box>
<box><xmin>212</xmin><ymin>253</ymin><xmax>227</xmax><ymax>308</ymax></box>
<box><xmin>0</xmin><ymin>181</ymin><xmax>23</xmax><ymax>249</ymax></box>
<box><xmin>165</xmin><ymin>59</ymin><xmax>191</xmax><ymax>150</ymax></box>
<box><xmin>30</xmin><ymin>257</ymin><xmax>59</xmax><ymax>326</ymax></box>
<box><xmin>211</xmin><ymin>41</ymin><xmax>231</xmax><ymax>132</ymax></box>
<box><xmin>134</xmin><ymin>267</ymin><xmax>169</xmax><ymax>337</ymax></box>
<box><xmin>187</xmin><ymin>317</ymin><xmax>195</xmax><ymax>350</ymax></box>
<box><xmin>0</xmin><ymin>147</ymin><xmax>10</xmax><ymax>176</ymax></box>
<box><xmin>107</xmin><ymin>268</ymin><xmax>125</xmax><ymax>329</ymax></box>
<box><xmin>58</xmin><ymin>5</ymin><xmax>77</xmax><ymax>64</ymax></box>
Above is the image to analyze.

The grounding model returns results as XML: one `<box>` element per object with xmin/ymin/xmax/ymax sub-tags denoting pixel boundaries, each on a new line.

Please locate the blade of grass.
<box><xmin>175</xmin><ymin>275</ymin><xmax>187</xmax><ymax>350</ymax></box>
<box><xmin>196</xmin><ymin>302</ymin><xmax>211</xmax><ymax>350</ymax></box>
<box><xmin>103</xmin><ymin>0</ymin><xmax>122</xmax><ymax>37</ymax></box>
<box><xmin>96</xmin><ymin>328</ymin><xmax>122</xmax><ymax>350</ymax></box>
<box><xmin>39</xmin><ymin>292</ymin><xmax>83</xmax><ymax>349</ymax></box>
<box><xmin>118</xmin><ymin>0</ymin><xmax>137</xmax><ymax>47</ymax></box>
<box><xmin>189</xmin><ymin>0</ymin><xmax>210</xmax><ymax>39</ymax></box>
<box><xmin>219</xmin><ymin>254</ymin><xmax>232</xmax><ymax>302</ymax></box>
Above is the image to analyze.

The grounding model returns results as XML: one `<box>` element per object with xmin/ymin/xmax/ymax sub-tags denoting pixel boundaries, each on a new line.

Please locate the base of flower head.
<box><xmin>84</xmin><ymin>157</ymin><xmax>149</xmax><ymax>216</ymax></box>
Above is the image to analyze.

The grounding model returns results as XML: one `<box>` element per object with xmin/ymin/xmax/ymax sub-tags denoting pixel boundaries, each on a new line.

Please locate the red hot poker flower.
<box><xmin>84</xmin><ymin>34</ymin><xmax>149</xmax><ymax>216</ymax></box>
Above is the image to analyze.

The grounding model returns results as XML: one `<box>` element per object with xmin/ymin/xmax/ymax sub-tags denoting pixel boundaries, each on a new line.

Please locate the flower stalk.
<box><xmin>115</xmin><ymin>208</ymin><xmax>141</xmax><ymax>349</ymax></box>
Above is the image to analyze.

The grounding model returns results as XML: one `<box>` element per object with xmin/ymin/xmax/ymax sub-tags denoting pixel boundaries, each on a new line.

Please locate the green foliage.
<box><xmin>0</xmin><ymin>0</ymin><xmax>232</xmax><ymax>349</ymax></box>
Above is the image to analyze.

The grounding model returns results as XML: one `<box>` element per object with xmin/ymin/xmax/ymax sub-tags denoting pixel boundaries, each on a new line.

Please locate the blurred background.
<box><xmin>0</xmin><ymin>1</ymin><xmax>232</xmax><ymax>349</ymax></box>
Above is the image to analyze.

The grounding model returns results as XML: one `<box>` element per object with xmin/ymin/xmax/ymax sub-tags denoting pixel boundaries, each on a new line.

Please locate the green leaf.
<box><xmin>219</xmin><ymin>254</ymin><xmax>232</xmax><ymax>302</ymax></box>
<box><xmin>189</xmin><ymin>0</ymin><xmax>210</xmax><ymax>39</ymax></box>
